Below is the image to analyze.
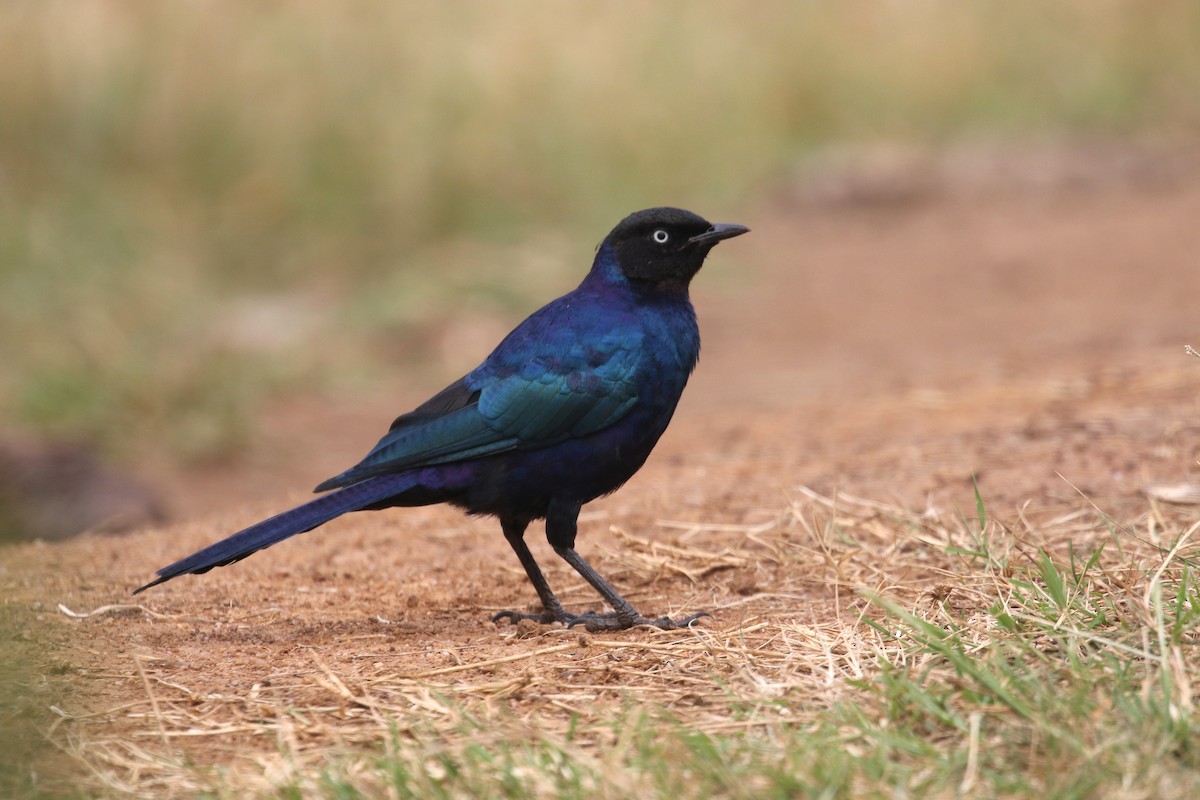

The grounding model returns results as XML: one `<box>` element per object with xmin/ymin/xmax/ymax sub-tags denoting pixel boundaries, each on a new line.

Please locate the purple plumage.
<box><xmin>136</xmin><ymin>208</ymin><xmax>749</xmax><ymax>631</ymax></box>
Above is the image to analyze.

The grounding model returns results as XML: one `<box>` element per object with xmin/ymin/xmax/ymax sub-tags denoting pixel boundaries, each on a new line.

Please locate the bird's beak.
<box><xmin>688</xmin><ymin>222</ymin><xmax>750</xmax><ymax>247</ymax></box>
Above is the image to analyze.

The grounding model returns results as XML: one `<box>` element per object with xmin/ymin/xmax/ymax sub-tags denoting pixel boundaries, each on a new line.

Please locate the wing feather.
<box><xmin>314</xmin><ymin>331</ymin><xmax>642</xmax><ymax>492</ymax></box>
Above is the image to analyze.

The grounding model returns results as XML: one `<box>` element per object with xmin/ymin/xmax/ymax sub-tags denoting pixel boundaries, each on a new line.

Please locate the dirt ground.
<box><xmin>4</xmin><ymin>144</ymin><xmax>1200</xmax><ymax>794</ymax></box>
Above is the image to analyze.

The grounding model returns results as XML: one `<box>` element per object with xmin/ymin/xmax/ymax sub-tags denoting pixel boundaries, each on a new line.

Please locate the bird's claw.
<box><xmin>568</xmin><ymin>610</ymin><xmax>710</xmax><ymax>632</ymax></box>
<box><xmin>493</xmin><ymin>607</ymin><xmax>708</xmax><ymax>631</ymax></box>
<box><xmin>491</xmin><ymin>609</ymin><xmax>559</xmax><ymax>625</ymax></box>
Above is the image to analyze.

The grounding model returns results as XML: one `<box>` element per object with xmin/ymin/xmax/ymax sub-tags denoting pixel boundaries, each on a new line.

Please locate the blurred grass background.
<box><xmin>2</xmin><ymin>0</ymin><xmax>1200</xmax><ymax>463</ymax></box>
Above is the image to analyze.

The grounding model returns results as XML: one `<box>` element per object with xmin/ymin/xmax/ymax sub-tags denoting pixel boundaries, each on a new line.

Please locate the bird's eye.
<box><xmin>651</xmin><ymin>229</ymin><xmax>670</xmax><ymax>244</ymax></box>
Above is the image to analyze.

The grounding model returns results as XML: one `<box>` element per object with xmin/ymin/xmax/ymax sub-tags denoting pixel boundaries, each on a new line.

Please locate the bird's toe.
<box><xmin>567</xmin><ymin>609</ymin><xmax>710</xmax><ymax>632</ymax></box>
<box><xmin>639</xmin><ymin>611</ymin><xmax>710</xmax><ymax>631</ymax></box>
<box><xmin>492</xmin><ymin>609</ymin><xmax>557</xmax><ymax>625</ymax></box>
<box><xmin>495</xmin><ymin>606</ymin><xmax>710</xmax><ymax>632</ymax></box>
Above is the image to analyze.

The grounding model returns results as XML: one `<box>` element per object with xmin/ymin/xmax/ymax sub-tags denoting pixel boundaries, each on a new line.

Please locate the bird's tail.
<box><xmin>132</xmin><ymin>473</ymin><xmax>419</xmax><ymax>594</ymax></box>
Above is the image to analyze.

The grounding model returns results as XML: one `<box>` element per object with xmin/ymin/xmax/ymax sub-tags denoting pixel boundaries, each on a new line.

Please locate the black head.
<box><xmin>601</xmin><ymin>207</ymin><xmax>749</xmax><ymax>291</ymax></box>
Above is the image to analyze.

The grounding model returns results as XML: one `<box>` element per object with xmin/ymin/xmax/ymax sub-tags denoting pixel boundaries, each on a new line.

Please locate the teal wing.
<box><xmin>314</xmin><ymin>330</ymin><xmax>642</xmax><ymax>492</ymax></box>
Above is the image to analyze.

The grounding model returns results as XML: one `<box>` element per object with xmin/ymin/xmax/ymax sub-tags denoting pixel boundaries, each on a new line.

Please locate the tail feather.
<box><xmin>133</xmin><ymin>473</ymin><xmax>418</xmax><ymax>594</ymax></box>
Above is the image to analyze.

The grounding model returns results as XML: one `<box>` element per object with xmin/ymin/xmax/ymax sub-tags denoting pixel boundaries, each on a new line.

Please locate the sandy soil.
<box><xmin>4</xmin><ymin>145</ymin><xmax>1200</xmax><ymax>794</ymax></box>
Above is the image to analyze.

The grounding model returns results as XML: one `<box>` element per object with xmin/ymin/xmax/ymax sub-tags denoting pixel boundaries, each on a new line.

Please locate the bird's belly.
<box><xmin>453</xmin><ymin>408</ymin><xmax>673</xmax><ymax>520</ymax></box>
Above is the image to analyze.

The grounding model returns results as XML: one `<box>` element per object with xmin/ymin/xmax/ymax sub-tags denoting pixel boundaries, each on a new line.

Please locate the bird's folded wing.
<box><xmin>476</xmin><ymin>344</ymin><xmax>640</xmax><ymax>441</ymax></box>
<box><xmin>313</xmin><ymin>343</ymin><xmax>640</xmax><ymax>492</ymax></box>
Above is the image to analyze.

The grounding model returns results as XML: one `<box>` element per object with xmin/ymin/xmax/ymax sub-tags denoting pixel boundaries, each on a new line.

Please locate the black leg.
<box><xmin>492</xmin><ymin>517</ymin><xmax>575</xmax><ymax>626</ymax></box>
<box><xmin>545</xmin><ymin>499</ymin><xmax>708</xmax><ymax>632</ymax></box>
<box><xmin>553</xmin><ymin>545</ymin><xmax>709</xmax><ymax>632</ymax></box>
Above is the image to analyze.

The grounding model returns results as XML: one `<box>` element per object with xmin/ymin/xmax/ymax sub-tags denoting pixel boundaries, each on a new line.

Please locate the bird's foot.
<box><xmin>566</xmin><ymin>609</ymin><xmax>710</xmax><ymax>632</ymax></box>
<box><xmin>493</xmin><ymin>607</ymin><xmax>709</xmax><ymax>631</ymax></box>
<box><xmin>491</xmin><ymin>609</ymin><xmax>563</xmax><ymax>626</ymax></box>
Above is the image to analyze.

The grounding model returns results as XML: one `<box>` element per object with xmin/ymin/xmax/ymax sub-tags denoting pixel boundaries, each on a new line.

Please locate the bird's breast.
<box><xmin>633</xmin><ymin>299</ymin><xmax>700</xmax><ymax>400</ymax></box>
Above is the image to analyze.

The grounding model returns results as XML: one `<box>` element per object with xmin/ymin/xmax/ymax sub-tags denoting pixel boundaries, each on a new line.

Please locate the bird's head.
<box><xmin>600</xmin><ymin>207</ymin><xmax>749</xmax><ymax>291</ymax></box>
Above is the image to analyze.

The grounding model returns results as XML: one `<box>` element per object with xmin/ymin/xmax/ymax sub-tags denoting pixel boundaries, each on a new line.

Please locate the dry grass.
<box><xmin>44</xmin><ymin>487</ymin><xmax>1200</xmax><ymax>798</ymax></box>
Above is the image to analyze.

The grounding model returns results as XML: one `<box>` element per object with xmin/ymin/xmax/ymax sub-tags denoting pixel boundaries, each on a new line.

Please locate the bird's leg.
<box><xmin>545</xmin><ymin>499</ymin><xmax>708</xmax><ymax>632</ymax></box>
<box><xmin>492</xmin><ymin>518</ymin><xmax>575</xmax><ymax>626</ymax></box>
<box><xmin>553</xmin><ymin>545</ymin><xmax>708</xmax><ymax>632</ymax></box>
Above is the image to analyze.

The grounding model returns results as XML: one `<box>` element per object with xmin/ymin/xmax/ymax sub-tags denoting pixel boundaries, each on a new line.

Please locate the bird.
<box><xmin>134</xmin><ymin>207</ymin><xmax>749</xmax><ymax>631</ymax></box>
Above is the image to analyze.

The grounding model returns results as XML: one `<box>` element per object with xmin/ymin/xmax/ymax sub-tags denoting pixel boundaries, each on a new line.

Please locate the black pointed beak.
<box><xmin>688</xmin><ymin>222</ymin><xmax>750</xmax><ymax>247</ymax></box>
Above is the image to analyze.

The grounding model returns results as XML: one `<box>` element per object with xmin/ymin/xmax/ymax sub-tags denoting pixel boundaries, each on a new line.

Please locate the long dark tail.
<box><xmin>133</xmin><ymin>473</ymin><xmax>419</xmax><ymax>594</ymax></box>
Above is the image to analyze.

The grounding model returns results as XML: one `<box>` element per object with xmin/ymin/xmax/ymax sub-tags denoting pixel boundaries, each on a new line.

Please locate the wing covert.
<box><xmin>314</xmin><ymin>331</ymin><xmax>643</xmax><ymax>492</ymax></box>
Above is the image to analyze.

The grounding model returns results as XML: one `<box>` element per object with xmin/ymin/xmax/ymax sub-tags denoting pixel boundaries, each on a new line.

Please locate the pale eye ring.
<box><xmin>651</xmin><ymin>229</ymin><xmax>670</xmax><ymax>244</ymax></box>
